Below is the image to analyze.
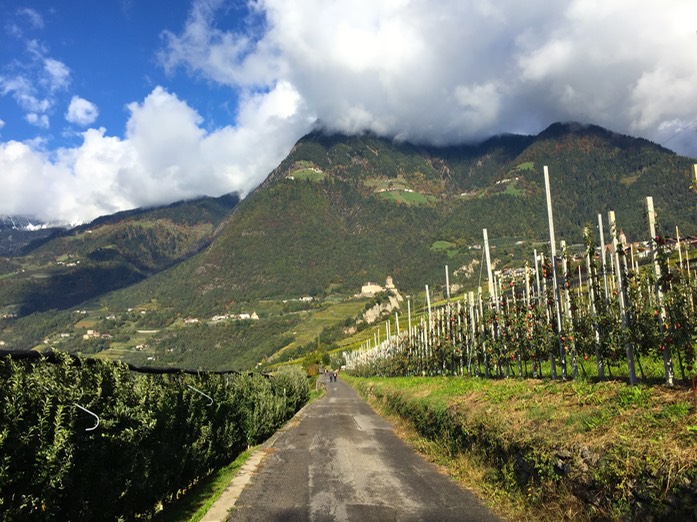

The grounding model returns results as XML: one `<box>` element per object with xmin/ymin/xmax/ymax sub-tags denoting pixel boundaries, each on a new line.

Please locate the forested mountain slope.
<box><xmin>110</xmin><ymin>122</ymin><xmax>697</xmax><ymax>315</ymax></box>
<box><xmin>0</xmin><ymin>194</ymin><xmax>239</xmax><ymax>315</ymax></box>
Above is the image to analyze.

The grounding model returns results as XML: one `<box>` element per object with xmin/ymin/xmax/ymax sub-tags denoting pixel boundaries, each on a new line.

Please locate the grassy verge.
<box><xmin>342</xmin><ymin>374</ymin><xmax>697</xmax><ymax>521</ymax></box>
<box><xmin>155</xmin><ymin>447</ymin><xmax>257</xmax><ymax>522</ymax></box>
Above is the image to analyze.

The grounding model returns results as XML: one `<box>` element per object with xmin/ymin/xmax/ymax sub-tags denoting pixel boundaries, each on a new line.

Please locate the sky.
<box><xmin>1</xmin><ymin>0</ymin><xmax>696</xmax><ymax>224</ymax></box>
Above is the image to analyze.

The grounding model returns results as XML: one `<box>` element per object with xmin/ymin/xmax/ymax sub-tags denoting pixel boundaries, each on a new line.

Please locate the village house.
<box><xmin>82</xmin><ymin>330</ymin><xmax>100</xmax><ymax>340</ymax></box>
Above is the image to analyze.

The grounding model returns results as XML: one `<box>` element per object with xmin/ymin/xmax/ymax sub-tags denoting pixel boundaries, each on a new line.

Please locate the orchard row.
<box><xmin>345</xmin><ymin>166</ymin><xmax>697</xmax><ymax>385</ymax></box>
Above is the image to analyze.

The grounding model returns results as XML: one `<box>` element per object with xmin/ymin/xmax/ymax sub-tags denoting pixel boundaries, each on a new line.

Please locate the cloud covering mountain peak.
<box><xmin>1</xmin><ymin>0</ymin><xmax>696</xmax><ymax>223</ymax></box>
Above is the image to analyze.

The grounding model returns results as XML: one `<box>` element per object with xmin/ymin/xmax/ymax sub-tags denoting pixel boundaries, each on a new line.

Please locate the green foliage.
<box><xmin>110</xmin><ymin>122</ymin><xmax>697</xmax><ymax>317</ymax></box>
<box><xmin>614</xmin><ymin>385</ymin><xmax>652</xmax><ymax>409</ymax></box>
<box><xmin>291</xmin><ymin>169</ymin><xmax>325</xmax><ymax>181</ymax></box>
<box><xmin>0</xmin><ymin>353</ymin><xmax>308</xmax><ymax>521</ymax></box>
<box><xmin>130</xmin><ymin>316</ymin><xmax>302</xmax><ymax>371</ymax></box>
<box><xmin>378</xmin><ymin>190</ymin><xmax>435</xmax><ymax>205</ymax></box>
<box><xmin>1</xmin><ymin>309</ymin><xmax>76</xmax><ymax>349</ymax></box>
<box><xmin>345</xmin><ymin>204</ymin><xmax>697</xmax><ymax>385</ymax></box>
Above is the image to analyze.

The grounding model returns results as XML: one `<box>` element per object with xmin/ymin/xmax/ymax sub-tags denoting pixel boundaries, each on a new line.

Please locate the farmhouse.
<box><xmin>82</xmin><ymin>330</ymin><xmax>100</xmax><ymax>340</ymax></box>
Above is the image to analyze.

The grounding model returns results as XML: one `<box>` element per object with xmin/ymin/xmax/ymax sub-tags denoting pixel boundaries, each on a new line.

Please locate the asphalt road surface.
<box><xmin>227</xmin><ymin>374</ymin><xmax>502</xmax><ymax>522</ymax></box>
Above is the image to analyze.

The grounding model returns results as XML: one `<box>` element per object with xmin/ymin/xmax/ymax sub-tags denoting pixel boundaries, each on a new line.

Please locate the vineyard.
<box><xmin>345</xmin><ymin>166</ymin><xmax>697</xmax><ymax>386</ymax></box>
<box><xmin>0</xmin><ymin>350</ymin><xmax>308</xmax><ymax>521</ymax></box>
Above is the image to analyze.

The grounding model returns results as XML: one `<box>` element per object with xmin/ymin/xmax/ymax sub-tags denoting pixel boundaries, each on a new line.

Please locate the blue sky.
<box><xmin>1</xmin><ymin>0</ymin><xmax>696</xmax><ymax>224</ymax></box>
<box><xmin>0</xmin><ymin>1</ymin><xmax>243</xmax><ymax>148</ymax></box>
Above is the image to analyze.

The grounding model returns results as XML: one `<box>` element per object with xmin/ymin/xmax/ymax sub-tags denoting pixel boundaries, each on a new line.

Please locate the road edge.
<box><xmin>200</xmin><ymin>388</ymin><xmax>322</xmax><ymax>521</ymax></box>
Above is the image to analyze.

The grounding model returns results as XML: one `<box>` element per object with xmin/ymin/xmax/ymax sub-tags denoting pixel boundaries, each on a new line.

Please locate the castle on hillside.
<box><xmin>358</xmin><ymin>276</ymin><xmax>397</xmax><ymax>298</ymax></box>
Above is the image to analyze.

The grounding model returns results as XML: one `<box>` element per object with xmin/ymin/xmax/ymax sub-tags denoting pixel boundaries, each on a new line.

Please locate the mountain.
<box><xmin>118</xmin><ymin>122</ymin><xmax>696</xmax><ymax>309</ymax></box>
<box><xmin>0</xmin><ymin>194</ymin><xmax>239</xmax><ymax>316</ymax></box>
<box><xmin>1</xmin><ymin>122</ymin><xmax>695</xmax><ymax>369</ymax></box>
<box><xmin>0</xmin><ymin>215</ymin><xmax>51</xmax><ymax>231</ymax></box>
<box><xmin>0</xmin><ymin>216</ymin><xmax>64</xmax><ymax>256</ymax></box>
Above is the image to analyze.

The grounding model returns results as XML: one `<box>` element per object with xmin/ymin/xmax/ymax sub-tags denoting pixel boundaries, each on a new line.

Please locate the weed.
<box><xmin>615</xmin><ymin>385</ymin><xmax>652</xmax><ymax>409</ymax></box>
<box><xmin>568</xmin><ymin>410</ymin><xmax>610</xmax><ymax>432</ymax></box>
<box><xmin>657</xmin><ymin>401</ymin><xmax>690</xmax><ymax>419</ymax></box>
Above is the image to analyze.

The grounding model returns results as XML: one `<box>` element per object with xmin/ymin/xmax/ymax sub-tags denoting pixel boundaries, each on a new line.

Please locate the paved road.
<box><xmin>227</xmin><ymin>375</ymin><xmax>502</xmax><ymax>522</ymax></box>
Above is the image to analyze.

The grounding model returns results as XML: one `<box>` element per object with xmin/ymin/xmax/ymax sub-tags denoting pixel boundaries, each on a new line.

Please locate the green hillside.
<box><xmin>0</xmin><ymin>194</ymin><xmax>238</xmax><ymax>316</ymax></box>
<box><xmin>1</xmin><ymin>122</ymin><xmax>695</xmax><ymax>369</ymax></box>
<box><xmin>117</xmin><ymin>123</ymin><xmax>697</xmax><ymax>308</ymax></box>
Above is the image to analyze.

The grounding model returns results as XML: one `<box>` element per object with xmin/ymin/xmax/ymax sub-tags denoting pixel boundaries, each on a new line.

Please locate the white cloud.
<box><xmin>43</xmin><ymin>58</ymin><xmax>70</xmax><ymax>92</ymax></box>
<box><xmin>3</xmin><ymin>0</ymin><xmax>697</xmax><ymax>225</ymax></box>
<box><xmin>159</xmin><ymin>0</ymin><xmax>280</xmax><ymax>87</ymax></box>
<box><xmin>0</xmin><ymin>75</ymin><xmax>50</xmax><ymax>113</ymax></box>
<box><xmin>0</xmin><ymin>85</ymin><xmax>307</xmax><ymax>224</ymax></box>
<box><xmin>0</xmin><ymin>39</ymin><xmax>71</xmax><ymax>129</ymax></box>
<box><xmin>66</xmin><ymin>96</ymin><xmax>99</xmax><ymax>126</ymax></box>
<box><xmin>161</xmin><ymin>0</ymin><xmax>697</xmax><ymax>154</ymax></box>
<box><xmin>25</xmin><ymin>112</ymin><xmax>49</xmax><ymax>128</ymax></box>
<box><xmin>17</xmin><ymin>8</ymin><xmax>44</xmax><ymax>30</ymax></box>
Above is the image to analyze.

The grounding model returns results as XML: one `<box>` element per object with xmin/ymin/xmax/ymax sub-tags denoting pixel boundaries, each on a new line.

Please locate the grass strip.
<box><xmin>343</xmin><ymin>374</ymin><xmax>697</xmax><ymax>521</ymax></box>
<box><xmin>155</xmin><ymin>447</ymin><xmax>257</xmax><ymax>522</ymax></box>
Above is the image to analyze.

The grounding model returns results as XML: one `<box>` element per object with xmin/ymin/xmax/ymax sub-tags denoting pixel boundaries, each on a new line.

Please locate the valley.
<box><xmin>1</xmin><ymin>122</ymin><xmax>696</xmax><ymax>521</ymax></box>
<box><xmin>0</xmin><ymin>123</ymin><xmax>695</xmax><ymax>372</ymax></box>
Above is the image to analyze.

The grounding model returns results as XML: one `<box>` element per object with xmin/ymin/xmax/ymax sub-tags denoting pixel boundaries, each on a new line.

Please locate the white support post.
<box><xmin>609</xmin><ymin>210</ymin><xmax>637</xmax><ymax>385</ymax></box>
<box><xmin>561</xmin><ymin>240</ymin><xmax>577</xmax><ymax>378</ymax></box>
<box><xmin>407</xmin><ymin>297</ymin><xmax>412</xmax><ymax>346</ymax></box>
<box><xmin>586</xmin><ymin>240</ymin><xmax>604</xmax><ymax>379</ymax></box>
<box><xmin>468</xmin><ymin>291</ymin><xmax>476</xmax><ymax>375</ymax></box>
<box><xmin>544</xmin><ymin>166</ymin><xmax>567</xmax><ymax>379</ymax></box>
<box><xmin>478</xmin><ymin>286</ymin><xmax>489</xmax><ymax>377</ymax></box>
<box><xmin>676</xmin><ymin>226</ymin><xmax>684</xmax><ymax>273</ymax></box>
<box><xmin>483</xmin><ymin>229</ymin><xmax>496</xmax><ymax>306</ymax></box>
<box><xmin>445</xmin><ymin>265</ymin><xmax>450</xmax><ymax>302</ymax></box>
<box><xmin>598</xmin><ymin>213</ymin><xmax>609</xmax><ymax>304</ymax></box>
<box><xmin>425</xmin><ymin>284</ymin><xmax>433</xmax><ymax>336</ymax></box>
<box><xmin>533</xmin><ymin>249</ymin><xmax>542</xmax><ymax>305</ymax></box>
<box><xmin>525</xmin><ymin>261</ymin><xmax>531</xmax><ymax>308</ymax></box>
<box><xmin>646</xmin><ymin>197</ymin><xmax>673</xmax><ymax>386</ymax></box>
